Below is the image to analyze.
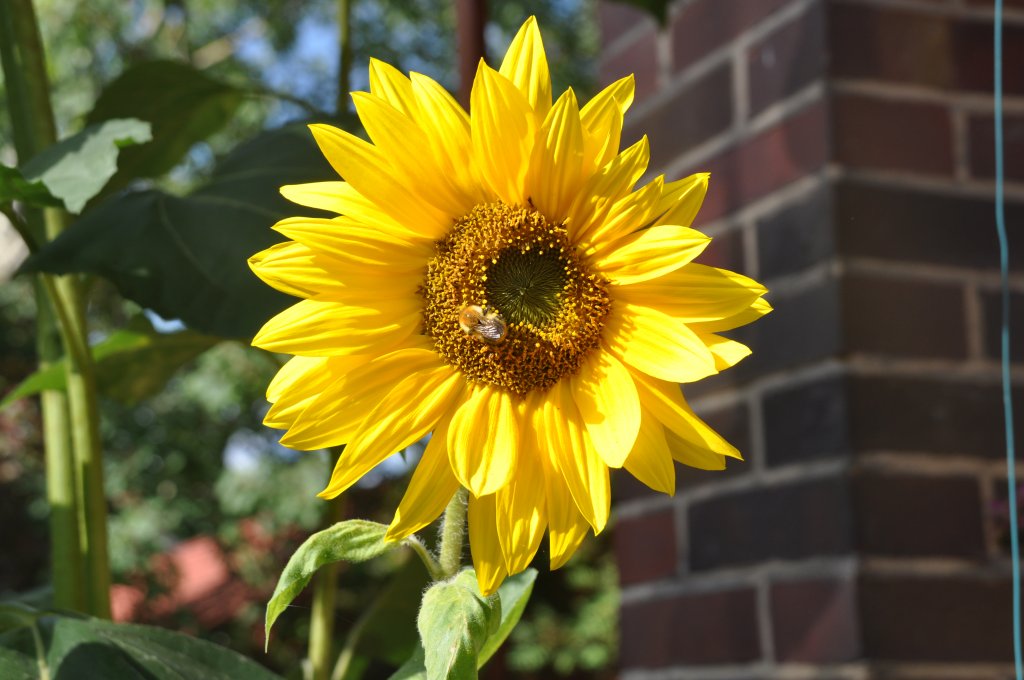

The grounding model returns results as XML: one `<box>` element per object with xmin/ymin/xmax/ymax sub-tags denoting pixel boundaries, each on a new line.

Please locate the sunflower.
<box><xmin>250</xmin><ymin>17</ymin><xmax>770</xmax><ymax>595</ymax></box>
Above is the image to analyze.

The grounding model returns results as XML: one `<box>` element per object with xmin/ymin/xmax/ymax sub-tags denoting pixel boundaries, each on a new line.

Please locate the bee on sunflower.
<box><xmin>250</xmin><ymin>17</ymin><xmax>770</xmax><ymax>595</ymax></box>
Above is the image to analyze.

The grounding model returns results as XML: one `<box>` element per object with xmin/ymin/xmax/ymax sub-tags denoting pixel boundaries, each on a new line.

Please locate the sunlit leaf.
<box><xmin>417</xmin><ymin>571</ymin><xmax>497</xmax><ymax>680</ymax></box>
<box><xmin>265</xmin><ymin>520</ymin><xmax>396</xmax><ymax>647</ymax></box>
<box><xmin>20</xmin><ymin>124</ymin><xmax>335</xmax><ymax>338</ymax></box>
<box><xmin>477</xmin><ymin>568</ymin><xmax>536</xmax><ymax>666</ymax></box>
<box><xmin>0</xmin><ymin>320</ymin><xmax>219</xmax><ymax>409</ymax></box>
<box><xmin>17</xmin><ymin>118</ymin><xmax>152</xmax><ymax>214</ymax></box>
<box><xmin>85</xmin><ymin>60</ymin><xmax>242</xmax><ymax>186</ymax></box>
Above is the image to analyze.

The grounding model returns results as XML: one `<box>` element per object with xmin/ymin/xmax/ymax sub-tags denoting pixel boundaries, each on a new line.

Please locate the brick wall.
<box><xmin>601</xmin><ymin>0</ymin><xmax>1024</xmax><ymax>678</ymax></box>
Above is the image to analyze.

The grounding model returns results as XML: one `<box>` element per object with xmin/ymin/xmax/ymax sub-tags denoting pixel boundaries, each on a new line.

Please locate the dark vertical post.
<box><xmin>456</xmin><ymin>0</ymin><xmax>486</xmax><ymax>108</ymax></box>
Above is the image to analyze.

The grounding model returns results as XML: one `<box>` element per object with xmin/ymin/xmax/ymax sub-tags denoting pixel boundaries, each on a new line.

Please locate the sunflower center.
<box><xmin>421</xmin><ymin>202</ymin><xmax>611</xmax><ymax>396</ymax></box>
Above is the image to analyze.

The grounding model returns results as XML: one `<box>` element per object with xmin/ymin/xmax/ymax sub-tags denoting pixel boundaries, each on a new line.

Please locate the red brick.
<box><xmin>953</xmin><ymin>19</ymin><xmax>1024</xmax><ymax>95</ymax></box>
<box><xmin>832</xmin><ymin>93</ymin><xmax>954</xmax><ymax>175</ymax></box>
<box><xmin>696</xmin><ymin>100</ymin><xmax>828</xmax><ymax>221</ymax></box>
<box><xmin>598</xmin><ymin>0</ymin><xmax>655</xmax><ymax>46</ymax></box>
<box><xmin>756</xmin><ymin>184</ymin><xmax>834</xmax><ymax>278</ymax></box>
<box><xmin>614</xmin><ymin>508</ymin><xmax>676</xmax><ymax>585</ymax></box>
<box><xmin>859</xmin><ymin>574</ymin><xmax>1018</xmax><ymax>662</ymax></box>
<box><xmin>620</xmin><ymin>588</ymin><xmax>760</xmax><ymax>667</ymax></box>
<box><xmin>689</xmin><ymin>475</ymin><xmax>854</xmax><ymax>570</ymax></box>
<box><xmin>675</xmin><ymin>400</ymin><xmax>752</xmax><ymax>486</ymax></box>
<box><xmin>849</xmin><ymin>376</ymin><xmax>1024</xmax><ymax>459</ymax></box>
<box><xmin>853</xmin><ymin>472</ymin><xmax>985</xmax><ymax>559</ymax></box>
<box><xmin>841</xmin><ymin>273</ymin><xmax>968</xmax><ymax>359</ymax></box>
<box><xmin>834</xmin><ymin>180</ymin><xmax>1024</xmax><ymax>272</ymax></box>
<box><xmin>694</xmin><ymin>227</ymin><xmax>744</xmax><ymax>274</ymax></box>
<box><xmin>968</xmin><ymin>113</ymin><xmax>1024</xmax><ymax>182</ymax></box>
<box><xmin>763</xmin><ymin>375</ymin><xmax>851</xmax><ymax>468</ymax></box>
<box><xmin>747</xmin><ymin>3</ymin><xmax>826</xmax><ymax>116</ymax></box>
<box><xmin>827</xmin><ymin>3</ymin><xmax>956</xmax><ymax>89</ymax></box>
<box><xmin>771</xmin><ymin>579</ymin><xmax>859</xmax><ymax>662</ymax></box>
<box><xmin>981</xmin><ymin>289</ymin><xmax>1024</xmax><ymax>364</ymax></box>
<box><xmin>599</xmin><ymin>27</ymin><xmax>659</xmax><ymax>100</ymax></box>
<box><xmin>623</xmin><ymin>62</ymin><xmax>733</xmax><ymax>169</ymax></box>
<box><xmin>672</xmin><ymin>0</ymin><xmax>794</xmax><ymax>72</ymax></box>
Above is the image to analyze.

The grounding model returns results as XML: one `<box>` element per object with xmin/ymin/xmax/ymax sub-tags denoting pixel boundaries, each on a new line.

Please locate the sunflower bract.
<box><xmin>250</xmin><ymin>16</ymin><xmax>771</xmax><ymax>595</ymax></box>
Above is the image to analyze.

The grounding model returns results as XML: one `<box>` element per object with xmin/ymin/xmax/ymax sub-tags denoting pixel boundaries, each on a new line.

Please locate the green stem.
<box><xmin>0</xmin><ymin>0</ymin><xmax>111</xmax><ymax>619</ymax></box>
<box><xmin>0</xmin><ymin>0</ymin><xmax>87</xmax><ymax>613</ymax></box>
<box><xmin>308</xmin><ymin>497</ymin><xmax>346</xmax><ymax>680</ymax></box>
<box><xmin>438</xmin><ymin>488</ymin><xmax>469</xmax><ymax>579</ymax></box>
<box><xmin>335</xmin><ymin>0</ymin><xmax>352</xmax><ymax>116</ymax></box>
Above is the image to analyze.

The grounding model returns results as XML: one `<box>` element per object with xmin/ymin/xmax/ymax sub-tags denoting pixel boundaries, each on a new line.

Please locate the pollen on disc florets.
<box><xmin>421</xmin><ymin>202</ymin><xmax>611</xmax><ymax>396</ymax></box>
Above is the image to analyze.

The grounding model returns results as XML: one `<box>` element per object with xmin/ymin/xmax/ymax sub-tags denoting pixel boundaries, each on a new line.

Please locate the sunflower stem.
<box><xmin>438</xmin><ymin>488</ymin><xmax>469</xmax><ymax>579</ymax></box>
<box><xmin>308</xmin><ymin>496</ymin><xmax>346</xmax><ymax>680</ymax></box>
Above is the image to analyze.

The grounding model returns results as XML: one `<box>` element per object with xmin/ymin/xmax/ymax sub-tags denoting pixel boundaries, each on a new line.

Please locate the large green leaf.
<box><xmin>1</xmin><ymin>320</ymin><xmax>219</xmax><ymax>409</ymax></box>
<box><xmin>476</xmin><ymin>569</ymin><xmax>537</xmax><ymax>666</ymax></box>
<box><xmin>416</xmin><ymin>570</ymin><xmax>501</xmax><ymax>680</ymax></box>
<box><xmin>17</xmin><ymin>118</ymin><xmax>152</xmax><ymax>214</ymax></box>
<box><xmin>265</xmin><ymin>520</ymin><xmax>397</xmax><ymax>647</ymax></box>
<box><xmin>21</xmin><ymin>124</ymin><xmax>335</xmax><ymax>338</ymax></box>
<box><xmin>85</xmin><ymin>60</ymin><xmax>242</xmax><ymax>185</ymax></box>
<box><xmin>0</xmin><ymin>614</ymin><xmax>283</xmax><ymax>680</ymax></box>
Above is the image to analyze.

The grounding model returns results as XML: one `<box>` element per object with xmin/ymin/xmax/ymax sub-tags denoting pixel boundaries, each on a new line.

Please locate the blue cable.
<box><xmin>995</xmin><ymin>2</ymin><xmax>1022</xmax><ymax>677</ymax></box>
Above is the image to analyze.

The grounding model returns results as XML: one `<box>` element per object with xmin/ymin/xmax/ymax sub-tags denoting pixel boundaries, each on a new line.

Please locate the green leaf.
<box><xmin>0</xmin><ymin>165</ymin><xmax>59</xmax><ymax>208</ymax></box>
<box><xmin>265</xmin><ymin>520</ymin><xmax>396</xmax><ymax>646</ymax></box>
<box><xmin>20</xmin><ymin>124</ymin><xmax>335</xmax><ymax>338</ymax></box>
<box><xmin>609</xmin><ymin>0</ymin><xmax>670</xmax><ymax>25</ymax></box>
<box><xmin>476</xmin><ymin>569</ymin><xmax>537</xmax><ymax>667</ymax></box>
<box><xmin>389</xmin><ymin>646</ymin><xmax>426</xmax><ymax>680</ymax></box>
<box><xmin>1</xmin><ymin>320</ymin><xmax>219</xmax><ymax>409</ymax></box>
<box><xmin>417</xmin><ymin>569</ymin><xmax>500</xmax><ymax>680</ymax></box>
<box><xmin>85</xmin><ymin>60</ymin><xmax>242</xmax><ymax>185</ymax></box>
<box><xmin>18</xmin><ymin>118</ymin><xmax>152</xmax><ymax>214</ymax></box>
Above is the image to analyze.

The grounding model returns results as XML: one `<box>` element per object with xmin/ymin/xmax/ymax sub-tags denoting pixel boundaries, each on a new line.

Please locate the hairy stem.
<box><xmin>308</xmin><ymin>495</ymin><xmax>346</xmax><ymax>680</ymax></box>
<box><xmin>438</xmin><ymin>488</ymin><xmax>469</xmax><ymax>579</ymax></box>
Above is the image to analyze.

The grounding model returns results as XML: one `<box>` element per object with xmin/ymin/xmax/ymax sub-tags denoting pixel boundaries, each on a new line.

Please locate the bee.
<box><xmin>458</xmin><ymin>304</ymin><xmax>507</xmax><ymax>344</ymax></box>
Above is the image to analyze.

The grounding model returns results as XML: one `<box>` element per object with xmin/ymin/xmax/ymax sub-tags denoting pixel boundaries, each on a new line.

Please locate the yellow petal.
<box><xmin>351</xmin><ymin>91</ymin><xmax>474</xmax><ymax>218</ymax></box>
<box><xmin>543</xmin><ymin>382</ymin><xmax>610</xmax><ymax>532</ymax></box>
<box><xmin>565</xmin><ymin>136</ymin><xmax>649</xmax><ymax>241</ymax></box>
<box><xmin>318</xmin><ymin>366</ymin><xmax>462</xmax><ymax>498</ymax></box>
<box><xmin>368</xmin><ymin>58</ymin><xmax>418</xmax><ymax>117</ymax></box>
<box><xmin>665</xmin><ymin>428</ymin><xmax>727</xmax><ymax>470</ymax></box>
<box><xmin>280</xmin><ymin>343</ymin><xmax>441</xmax><ymax>450</ymax></box>
<box><xmin>271</xmin><ymin>216</ymin><xmax>430</xmax><ymax>271</ymax></box>
<box><xmin>604</xmin><ymin>303</ymin><xmax>718</xmax><ymax>383</ymax></box>
<box><xmin>691</xmin><ymin>297</ymin><xmax>773</xmax><ymax>333</ymax></box>
<box><xmin>614</xmin><ymin>263</ymin><xmax>766</xmax><ymax>322</ymax></box>
<box><xmin>410</xmin><ymin>72</ymin><xmax>487</xmax><ymax>204</ymax></box>
<box><xmin>571</xmin><ymin>350</ymin><xmax>640</xmax><ymax>468</ymax></box>
<box><xmin>623</xmin><ymin>408</ymin><xmax>676</xmax><ymax>494</ymax></box>
<box><xmin>498</xmin><ymin>16</ymin><xmax>552</xmax><ymax>121</ymax></box>
<box><xmin>579</xmin><ymin>75</ymin><xmax>634</xmax><ymax>177</ymax></box>
<box><xmin>308</xmin><ymin>123</ymin><xmax>450</xmax><ymax>239</ymax></box>
<box><xmin>387</xmin><ymin>415</ymin><xmax>461</xmax><ymax>541</ymax></box>
<box><xmin>471</xmin><ymin>62</ymin><xmax>535</xmax><ymax>205</ymax></box>
<box><xmin>263</xmin><ymin>356</ymin><xmax>348</xmax><ymax>430</ymax></box>
<box><xmin>700</xmin><ymin>332</ymin><xmax>752</xmax><ymax>370</ymax></box>
<box><xmin>279</xmin><ymin>181</ymin><xmax>416</xmax><ymax>237</ymax></box>
<box><xmin>253</xmin><ymin>298</ymin><xmax>420</xmax><ymax>357</ymax></box>
<box><xmin>595</xmin><ymin>225</ymin><xmax>710</xmax><ymax>285</ymax></box>
<box><xmin>248</xmin><ymin>242</ymin><xmax>327</xmax><ymax>299</ymax></box>
<box><xmin>469</xmin><ymin>493</ymin><xmax>508</xmax><ymax>596</ymax></box>
<box><xmin>525</xmin><ymin>88</ymin><xmax>584</xmax><ymax>222</ymax></box>
<box><xmin>651</xmin><ymin>172</ymin><xmax>709</xmax><ymax>227</ymax></box>
<box><xmin>496</xmin><ymin>394</ymin><xmax>547</xmax><ymax>573</ymax></box>
<box><xmin>543</xmin><ymin>454</ymin><xmax>591</xmax><ymax>570</ymax></box>
<box><xmin>447</xmin><ymin>386</ymin><xmax>520</xmax><ymax>497</ymax></box>
<box><xmin>633</xmin><ymin>372</ymin><xmax>743</xmax><ymax>462</ymax></box>
<box><xmin>582</xmin><ymin>175</ymin><xmax>664</xmax><ymax>248</ymax></box>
